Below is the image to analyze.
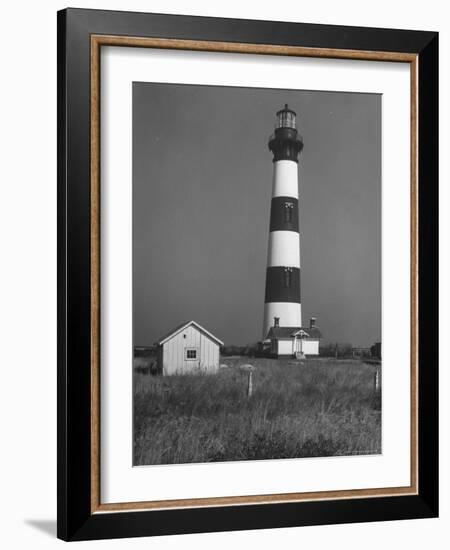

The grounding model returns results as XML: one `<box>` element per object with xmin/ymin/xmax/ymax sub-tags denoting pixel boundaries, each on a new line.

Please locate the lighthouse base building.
<box><xmin>264</xmin><ymin>317</ymin><xmax>322</xmax><ymax>358</ymax></box>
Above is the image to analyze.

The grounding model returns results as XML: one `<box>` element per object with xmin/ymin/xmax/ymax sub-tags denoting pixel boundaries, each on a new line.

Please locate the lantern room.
<box><xmin>275</xmin><ymin>104</ymin><xmax>297</xmax><ymax>129</ymax></box>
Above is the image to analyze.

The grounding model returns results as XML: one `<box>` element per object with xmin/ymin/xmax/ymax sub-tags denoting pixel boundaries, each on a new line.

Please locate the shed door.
<box><xmin>185</xmin><ymin>347</ymin><xmax>200</xmax><ymax>370</ymax></box>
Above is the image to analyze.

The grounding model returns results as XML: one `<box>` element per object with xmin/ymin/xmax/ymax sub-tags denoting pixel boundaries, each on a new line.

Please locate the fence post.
<box><xmin>373</xmin><ymin>370</ymin><xmax>380</xmax><ymax>392</ymax></box>
<box><xmin>247</xmin><ymin>371</ymin><xmax>253</xmax><ymax>398</ymax></box>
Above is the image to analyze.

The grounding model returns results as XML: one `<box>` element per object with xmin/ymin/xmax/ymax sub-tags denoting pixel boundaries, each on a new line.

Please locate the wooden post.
<box><xmin>373</xmin><ymin>370</ymin><xmax>380</xmax><ymax>392</ymax></box>
<box><xmin>247</xmin><ymin>370</ymin><xmax>253</xmax><ymax>398</ymax></box>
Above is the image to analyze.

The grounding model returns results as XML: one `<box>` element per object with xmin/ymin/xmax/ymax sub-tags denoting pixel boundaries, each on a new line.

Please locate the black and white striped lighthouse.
<box><xmin>263</xmin><ymin>105</ymin><xmax>304</xmax><ymax>339</ymax></box>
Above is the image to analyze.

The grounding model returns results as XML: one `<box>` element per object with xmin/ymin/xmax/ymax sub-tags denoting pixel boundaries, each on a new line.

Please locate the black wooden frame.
<box><xmin>57</xmin><ymin>8</ymin><xmax>438</xmax><ymax>541</ymax></box>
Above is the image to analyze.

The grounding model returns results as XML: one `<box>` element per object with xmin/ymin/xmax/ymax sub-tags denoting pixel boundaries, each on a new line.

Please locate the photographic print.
<box><xmin>132</xmin><ymin>82</ymin><xmax>382</xmax><ymax>466</ymax></box>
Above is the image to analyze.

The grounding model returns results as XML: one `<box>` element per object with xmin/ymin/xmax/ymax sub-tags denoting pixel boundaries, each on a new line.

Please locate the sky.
<box><xmin>133</xmin><ymin>82</ymin><xmax>381</xmax><ymax>347</ymax></box>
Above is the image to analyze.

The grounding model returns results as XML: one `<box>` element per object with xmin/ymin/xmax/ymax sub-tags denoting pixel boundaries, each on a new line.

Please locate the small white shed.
<box><xmin>156</xmin><ymin>320</ymin><xmax>224</xmax><ymax>376</ymax></box>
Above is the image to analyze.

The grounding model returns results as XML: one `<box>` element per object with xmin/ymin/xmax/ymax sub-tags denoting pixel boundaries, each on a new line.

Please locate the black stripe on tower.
<box><xmin>269</xmin><ymin>197</ymin><xmax>299</xmax><ymax>232</ymax></box>
<box><xmin>264</xmin><ymin>267</ymin><xmax>301</xmax><ymax>303</ymax></box>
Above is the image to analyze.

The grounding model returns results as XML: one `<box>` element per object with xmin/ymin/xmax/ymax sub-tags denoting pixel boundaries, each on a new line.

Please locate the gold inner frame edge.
<box><xmin>90</xmin><ymin>35</ymin><xmax>419</xmax><ymax>514</ymax></box>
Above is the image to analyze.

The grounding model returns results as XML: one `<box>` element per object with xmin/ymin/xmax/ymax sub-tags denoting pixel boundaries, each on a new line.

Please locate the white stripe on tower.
<box><xmin>263</xmin><ymin>302</ymin><xmax>302</xmax><ymax>332</ymax></box>
<box><xmin>271</xmin><ymin>160</ymin><xmax>299</xmax><ymax>199</ymax></box>
<box><xmin>263</xmin><ymin>105</ymin><xmax>303</xmax><ymax>339</ymax></box>
<box><xmin>267</xmin><ymin>231</ymin><xmax>300</xmax><ymax>268</ymax></box>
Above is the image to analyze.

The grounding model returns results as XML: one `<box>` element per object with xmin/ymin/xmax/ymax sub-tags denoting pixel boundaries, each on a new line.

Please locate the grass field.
<box><xmin>133</xmin><ymin>358</ymin><xmax>381</xmax><ymax>466</ymax></box>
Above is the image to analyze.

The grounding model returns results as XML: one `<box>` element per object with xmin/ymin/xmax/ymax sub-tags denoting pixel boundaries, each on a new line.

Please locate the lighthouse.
<box><xmin>262</xmin><ymin>105</ymin><xmax>303</xmax><ymax>339</ymax></box>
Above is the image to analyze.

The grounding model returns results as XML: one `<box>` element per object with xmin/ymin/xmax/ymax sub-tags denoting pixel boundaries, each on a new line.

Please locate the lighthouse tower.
<box><xmin>263</xmin><ymin>105</ymin><xmax>303</xmax><ymax>339</ymax></box>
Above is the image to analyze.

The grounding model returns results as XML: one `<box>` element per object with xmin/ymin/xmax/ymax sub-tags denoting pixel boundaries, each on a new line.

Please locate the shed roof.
<box><xmin>266</xmin><ymin>326</ymin><xmax>323</xmax><ymax>340</ymax></box>
<box><xmin>157</xmin><ymin>320</ymin><xmax>224</xmax><ymax>346</ymax></box>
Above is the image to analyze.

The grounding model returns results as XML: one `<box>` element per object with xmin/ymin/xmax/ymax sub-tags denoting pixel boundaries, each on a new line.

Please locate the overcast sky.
<box><xmin>133</xmin><ymin>82</ymin><xmax>381</xmax><ymax>347</ymax></box>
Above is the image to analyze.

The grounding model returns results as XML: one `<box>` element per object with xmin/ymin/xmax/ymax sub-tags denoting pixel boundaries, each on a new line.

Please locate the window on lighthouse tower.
<box><xmin>284</xmin><ymin>267</ymin><xmax>293</xmax><ymax>288</ymax></box>
<box><xmin>283</xmin><ymin>201</ymin><xmax>294</xmax><ymax>223</ymax></box>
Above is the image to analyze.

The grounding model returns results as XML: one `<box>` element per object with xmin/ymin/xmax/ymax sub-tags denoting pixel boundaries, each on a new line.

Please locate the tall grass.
<box><xmin>133</xmin><ymin>358</ymin><xmax>381</xmax><ymax>465</ymax></box>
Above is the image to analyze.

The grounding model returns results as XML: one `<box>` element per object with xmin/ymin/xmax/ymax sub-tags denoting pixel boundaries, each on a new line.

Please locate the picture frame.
<box><xmin>57</xmin><ymin>7</ymin><xmax>438</xmax><ymax>541</ymax></box>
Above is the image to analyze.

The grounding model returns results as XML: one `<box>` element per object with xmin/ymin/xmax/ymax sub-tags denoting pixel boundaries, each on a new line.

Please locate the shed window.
<box><xmin>185</xmin><ymin>348</ymin><xmax>198</xmax><ymax>360</ymax></box>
